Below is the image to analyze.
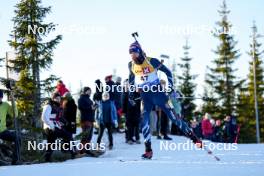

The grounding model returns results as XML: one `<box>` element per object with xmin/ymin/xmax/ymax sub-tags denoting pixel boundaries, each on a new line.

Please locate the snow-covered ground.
<box><xmin>1</xmin><ymin>133</ymin><xmax>263</xmax><ymax>176</ymax></box>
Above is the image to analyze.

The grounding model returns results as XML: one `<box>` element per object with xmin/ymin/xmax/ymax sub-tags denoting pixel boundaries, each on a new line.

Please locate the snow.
<box><xmin>1</xmin><ymin>133</ymin><xmax>263</xmax><ymax>176</ymax></box>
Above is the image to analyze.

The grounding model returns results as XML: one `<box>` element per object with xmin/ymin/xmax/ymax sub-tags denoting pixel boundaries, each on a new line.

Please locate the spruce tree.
<box><xmin>201</xmin><ymin>84</ymin><xmax>221</xmax><ymax>118</ymax></box>
<box><xmin>205</xmin><ymin>0</ymin><xmax>243</xmax><ymax>118</ymax></box>
<box><xmin>238</xmin><ymin>23</ymin><xmax>264</xmax><ymax>142</ymax></box>
<box><xmin>9</xmin><ymin>0</ymin><xmax>62</xmax><ymax>128</ymax></box>
<box><xmin>177</xmin><ymin>39</ymin><xmax>197</xmax><ymax>120</ymax></box>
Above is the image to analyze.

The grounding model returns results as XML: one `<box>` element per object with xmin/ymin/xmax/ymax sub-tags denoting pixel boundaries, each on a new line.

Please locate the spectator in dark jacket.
<box><xmin>62</xmin><ymin>92</ymin><xmax>77</xmax><ymax>135</ymax></box>
<box><xmin>230</xmin><ymin>116</ymin><xmax>238</xmax><ymax>142</ymax></box>
<box><xmin>78</xmin><ymin>87</ymin><xmax>96</xmax><ymax>154</ymax></box>
<box><xmin>122</xmin><ymin>80</ymin><xmax>141</xmax><ymax>144</ymax></box>
<box><xmin>212</xmin><ymin>119</ymin><xmax>223</xmax><ymax>142</ymax></box>
<box><xmin>191</xmin><ymin>119</ymin><xmax>202</xmax><ymax>139</ymax></box>
<box><xmin>223</xmin><ymin>116</ymin><xmax>237</xmax><ymax>143</ymax></box>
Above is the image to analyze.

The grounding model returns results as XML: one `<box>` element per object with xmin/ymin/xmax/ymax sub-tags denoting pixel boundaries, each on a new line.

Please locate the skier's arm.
<box><xmin>150</xmin><ymin>58</ymin><xmax>174</xmax><ymax>88</ymax></box>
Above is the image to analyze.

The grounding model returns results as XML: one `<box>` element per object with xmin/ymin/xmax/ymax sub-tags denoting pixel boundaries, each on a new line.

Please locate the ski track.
<box><xmin>1</xmin><ymin>133</ymin><xmax>263</xmax><ymax>176</ymax></box>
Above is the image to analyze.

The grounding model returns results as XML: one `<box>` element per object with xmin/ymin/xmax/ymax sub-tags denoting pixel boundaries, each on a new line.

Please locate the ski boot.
<box><xmin>142</xmin><ymin>142</ymin><xmax>153</xmax><ymax>159</ymax></box>
<box><xmin>142</xmin><ymin>150</ymin><xmax>153</xmax><ymax>159</ymax></box>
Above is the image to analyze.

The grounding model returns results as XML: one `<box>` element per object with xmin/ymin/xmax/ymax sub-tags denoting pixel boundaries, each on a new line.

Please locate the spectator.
<box><xmin>223</xmin><ymin>115</ymin><xmax>238</xmax><ymax>143</ymax></box>
<box><xmin>78</xmin><ymin>87</ymin><xmax>96</xmax><ymax>154</ymax></box>
<box><xmin>212</xmin><ymin>119</ymin><xmax>223</xmax><ymax>142</ymax></box>
<box><xmin>230</xmin><ymin>116</ymin><xmax>238</xmax><ymax>142</ymax></box>
<box><xmin>41</xmin><ymin>92</ymin><xmax>76</xmax><ymax>162</ymax></box>
<box><xmin>61</xmin><ymin>92</ymin><xmax>77</xmax><ymax>135</ymax></box>
<box><xmin>191</xmin><ymin>119</ymin><xmax>202</xmax><ymax>139</ymax></box>
<box><xmin>97</xmin><ymin>92</ymin><xmax>118</xmax><ymax>150</ymax></box>
<box><xmin>201</xmin><ymin>113</ymin><xmax>213</xmax><ymax>140</ymax></box>
<box><xmin>55</xmin><ymin>80</ymin><xmax>69</xmax><ymax>97</ymax></box>
<box><xmin>0</xmin><ymin>90</ymin><xmax>19</xmax><ymax>165</ymax></box>
<box><xmin>122</xmin><ymin>80</ymin><xmax>141</xmax><ymax>144</ymax></box>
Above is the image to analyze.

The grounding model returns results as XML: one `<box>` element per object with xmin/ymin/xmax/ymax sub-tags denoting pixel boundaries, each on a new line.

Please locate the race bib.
<box><xmin>132</xmin><ymin>58</ymin><xmax>159</xmax><ymax>87</ymax></box>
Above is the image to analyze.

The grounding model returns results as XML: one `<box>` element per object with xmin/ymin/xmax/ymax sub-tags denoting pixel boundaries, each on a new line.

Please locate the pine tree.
<box><xmin>9</xmin><ymin>0</ymin><xmax>62</xmax><ymax>128</ymax></box>
<box><xmin>177</xmin><ymin>39</ymin><xmax>198</xmax><ymax>120</ymax></box>
<box><xmin>201</xmin><ymin>84</ymin><xmax>221</xmax><ymax>118</ymax></box>
<box><xmin>205</xmin><ymin>0</ymin><xmax>243</xmax><ymax>118</ymax></box>
<box><xmin>238</xmin><ymin>22</ymin><xmax>264</xmax><ymax>142</ymax></box>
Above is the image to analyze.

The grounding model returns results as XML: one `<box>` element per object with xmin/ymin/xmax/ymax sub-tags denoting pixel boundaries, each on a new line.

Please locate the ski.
<box><xmin>119</xmin><ymin>158</ymin><xmax>158</xmax><ymax>162</ymax></box>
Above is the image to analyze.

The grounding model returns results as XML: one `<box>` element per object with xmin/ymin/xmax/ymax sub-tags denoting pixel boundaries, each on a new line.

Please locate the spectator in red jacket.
<box><xmin>201</xmin><ymin>113</ymin><xmax>213</xmax><ymax>140</ymax></box>
<box><xmin>56</xmin><ymin>80</ymin><xmax>69</xmax><ymax>96</ymax></box>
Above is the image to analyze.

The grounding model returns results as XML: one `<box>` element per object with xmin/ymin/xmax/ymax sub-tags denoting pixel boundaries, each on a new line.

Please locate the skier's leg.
<box><xmin>140</xmin><ymin>92</ymin><xmax>154</xmax><ymax>159</ymax></box>
<box><xmin>155</xmin><ymin>92</ymin><xmax>201</xmax><ymax>145</ymax></box>
<box><xmin>141</xmin><ymin>104</ymin><xmax>153</xmax><ymax>149</ymax></box>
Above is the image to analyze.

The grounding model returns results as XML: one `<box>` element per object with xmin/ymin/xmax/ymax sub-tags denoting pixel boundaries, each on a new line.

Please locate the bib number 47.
<box><xmin>140</xmin><ymin>75</ymin><xmax>148</xmax><ymax>82</ymax></box>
